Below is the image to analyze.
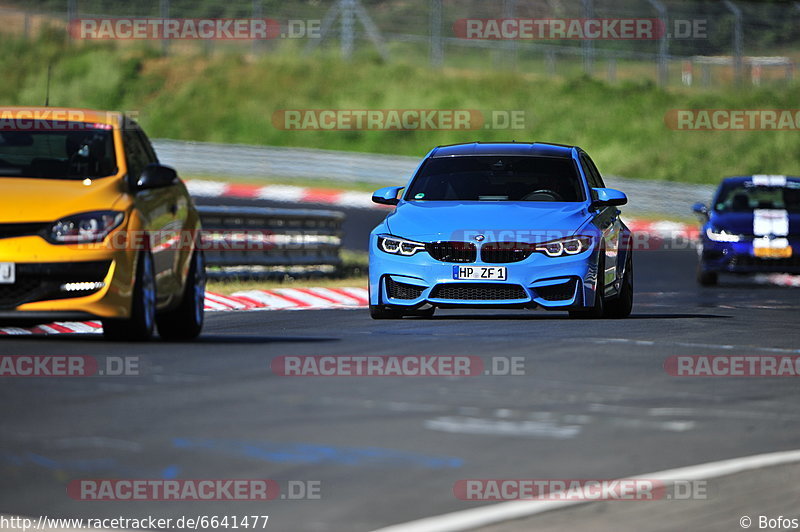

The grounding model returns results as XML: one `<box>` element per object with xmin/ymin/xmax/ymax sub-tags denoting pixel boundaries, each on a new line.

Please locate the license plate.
<box><xmin>453</xmin><ymin>265</ymin><xmax>507</xmax><ymax>281</ymax></box>
<box><xmin>0</xmin><ymin>262</ymin><xmax>14</xmax><ymax>284</ymax></box>
<box><xmin>754</xmin><ymin>246</ymin><xmax>792</xmax><ymax>258</ymax></box>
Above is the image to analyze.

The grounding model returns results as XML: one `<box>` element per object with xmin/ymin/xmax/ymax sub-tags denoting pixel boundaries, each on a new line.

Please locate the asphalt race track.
<box><xmin>2</xmin><ymin>241</ymin><xmax>800</xmax><ymax>531</ymax></box>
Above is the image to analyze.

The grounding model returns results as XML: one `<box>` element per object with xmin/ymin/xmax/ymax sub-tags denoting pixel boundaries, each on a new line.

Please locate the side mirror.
<box><xmin>136</xmin><ymin>163</ymin><xmax>178</xmax><ymax>191</ymax></box>
<box><xmin>372</xmin><ymin>186</ymin><xmax>404</xmax><ymax>206</ymax></box>
<box><xmin>692</xmin><ymin>202</ymin><xmax>709</xmax><ymax>216</ymax></box>
<box><xmin>591</xmin><ymin>187</ymin><xmax>627</xmax><ymax>208</ymax></box>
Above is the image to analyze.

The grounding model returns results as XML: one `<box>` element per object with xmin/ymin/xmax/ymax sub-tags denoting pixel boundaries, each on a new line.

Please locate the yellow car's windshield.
<box><xmin>0</xmin><ymin>122</ymin><xmax>117</xmax><ymax>180</ymax></box>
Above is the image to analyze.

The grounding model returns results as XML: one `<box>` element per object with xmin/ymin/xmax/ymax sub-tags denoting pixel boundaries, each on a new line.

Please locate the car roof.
<box><xmin>0</xmin><ymin>106</ymin><xmax>124</xmax><ymax>128</ymax></box>
<box><xmin>429</xmin><ymin>142</ymin><xmax>576</xmax><ymax>159</ymax></box>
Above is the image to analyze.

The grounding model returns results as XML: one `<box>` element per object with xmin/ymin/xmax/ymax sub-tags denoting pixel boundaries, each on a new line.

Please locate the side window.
<box><xmin>123</xmin><ymin>130</ymin><xmax>149</xmax><ymax>180</ymax></box>
<box><xmin>579</xmin><ymin>155</ymin><xmax>599</xmax><ymax>188</ymax></box>
<box><xmin>582</xmin><ymin>154</ymin><xmax>606</xmax><ymax>188</ymax></box>
<box><xmin>135</xmin><ymin>127</ymin><xmax>159</xmax><ymax>164</ymax></box>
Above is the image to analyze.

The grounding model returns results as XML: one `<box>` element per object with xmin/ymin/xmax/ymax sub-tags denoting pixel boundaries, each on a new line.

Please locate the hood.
<box><xmin>385</xmin><ymin>201</ymin><xmax>592</xmax><ymax>242</ymax></box>
<box><xmin>710</xmin><ymin>210</ymin><xmax>800</xmax><ymax>237</ymax></box>
<box><xmin>0</xmin><ymin>177</ymin><xmax>127</xmax><ymax>223</ymax></box>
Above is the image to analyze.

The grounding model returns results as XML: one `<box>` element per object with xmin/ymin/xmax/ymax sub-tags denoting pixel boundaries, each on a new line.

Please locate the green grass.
<box><xmin>3</xmin><ymin>31</ymin><xmax>800</xmax><ymax>184</ymax></box>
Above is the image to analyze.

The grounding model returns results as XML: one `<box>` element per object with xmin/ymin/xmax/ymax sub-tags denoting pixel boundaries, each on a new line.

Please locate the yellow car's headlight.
<box><xmin>46</xmin><ymin>210</ymin><xmax>124</xmax><ymax>244</ymax></box>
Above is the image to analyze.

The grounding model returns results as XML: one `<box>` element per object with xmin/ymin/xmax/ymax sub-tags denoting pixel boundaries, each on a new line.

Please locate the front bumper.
<box><xmin>0</xmin><ymin>234</ymin><xmax>137</xmax><ymax>320</ymax></box>
<box><xmin>369</xmin><ymin>243</ymin><xmax>600</xmax><ymax>310</ymax></box>
<box><xmin>699</xmin><ymin>239</ymin><xmax>800</xmax><ymax>274</ymax></box>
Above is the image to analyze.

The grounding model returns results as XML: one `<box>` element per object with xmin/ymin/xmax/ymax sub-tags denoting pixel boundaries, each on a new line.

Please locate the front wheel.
<box><xmin>604</xmin><ymin>252</ymin><xmax>633</xmax><ymax>318</ymax></box>
<box><xmin>569</xmin><ymin>254</ymin><xmax>605</xmax><ymax>319</ymax></box>
<box><xmin>697</xmin><ymin>264</ymin><xmax>718</xmax><ymax>286</ymax></box>
<box><xmin>103</xmin><ymin>251</ymin><xmax>156</xmax><ymax>341</ymax></box>
<box><xmin>157</xmin><ymin>250</ymin><xmax>206</xmax><ymax>341</ymax></box>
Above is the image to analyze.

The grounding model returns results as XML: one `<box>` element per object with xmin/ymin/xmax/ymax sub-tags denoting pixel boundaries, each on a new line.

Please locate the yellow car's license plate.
<box><xmin>0</xmin><ymin>262</ymin><xmax>14</xmax><ymax>284</ymax></box>
<box><xmin>753</xmin><ymin>246</ymin><xmax>792</xmax><ymax>258</ymax></box>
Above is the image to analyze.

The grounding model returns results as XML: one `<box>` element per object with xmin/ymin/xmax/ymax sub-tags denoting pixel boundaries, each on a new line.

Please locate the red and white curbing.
<box><xmin>186</xmin><ymin>179</ymin><xmax>382</xmax><ymax>210</ymax></box>
<box><xmin>0</xmin><ymin>287</ymin><xmax>368</xmax><ymax>336</ymax></box>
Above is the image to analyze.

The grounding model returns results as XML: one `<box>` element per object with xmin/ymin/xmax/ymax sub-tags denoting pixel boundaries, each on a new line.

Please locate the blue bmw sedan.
<box><xmin>368</xmin><ymin>142</ymin><xmax>633</xmax><ymax>319</ymax></box>
<box><xmin>693</xmin><ymin>175</ymin><xmax>800</xmax><ymax>285</ymax></box>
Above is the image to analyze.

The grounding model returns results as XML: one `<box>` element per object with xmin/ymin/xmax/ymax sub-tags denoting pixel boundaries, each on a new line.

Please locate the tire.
<box><xmin>103</xmin><ymin>251</ymin><xmax>156</xmax><ymax>341</ymax></box>
<box><xmin>369</xmin><ymin>304</ymin><xmax>404</xmax><ymax>320</ymax></box>
<box><xmin>569</xmin><ymin>253</ymin><xmax>605</xmax><ymax>319</ymax></box>
<box><xmin>604</xmin><ymin>251</ymin><xmax>633</xmax><ymax>319</ymax></box>
<box><xmin>157</xmin><ymin>250</ymin><xmax>206</xmax><ymax>341</ymax></box>
<box><xmin>697</xmin><ymin>264</ymin><xmax>718</xmax><ymax>286</ymax></box>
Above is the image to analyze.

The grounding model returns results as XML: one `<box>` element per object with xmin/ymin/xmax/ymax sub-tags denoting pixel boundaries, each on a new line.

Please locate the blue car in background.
<box><xmin>368</xmin><ymin>142</ymin><xmax>633</xmax><ymax>319</ymax></box>
<box><xmin>693</xmin><ymin>175</ymin><xmax>800</xmax><ymax>285</ymax></box>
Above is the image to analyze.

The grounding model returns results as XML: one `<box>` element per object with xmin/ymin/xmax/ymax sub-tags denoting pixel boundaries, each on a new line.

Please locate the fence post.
<box><xmin>723</xmin><ymin>0</ymin><xmax>743</xmax><ymax>85</ymax></box>
<box><xmin>646</xmin><ymin>0</ymin><xmax>668</xmax><ymax>87</ymax></box>
<box><xmin>67</xmin><ymin>0</ymin><xmax>76</xmax><ymax>41</ymax></box>
<box><xmin>160</xmin><ymin>0</ymin><xmax>170</xmax><ymax>55</ymax></box>
<box><xmin>429</xmin><ymin>0</ymin><xmax>443</xmax><ymax>67</ymax></box>
<box><xmin>252</xmin><ymin>0</ymin><xmax>262</xmax><ymax>56</ymax></box>
<box><xmin>503</xmin><ymin>0</ymin><xmax>518</xmax><ymax>70</ymax></box>
<box><xmin>581</xmin><ymin>0</ymin><xmax>594</xmax><ymax>76</ymax></box>
<box><xmin>341</xmin><ymin>0</ymin><xmax>355</xmax><ymax>59</ymax></box>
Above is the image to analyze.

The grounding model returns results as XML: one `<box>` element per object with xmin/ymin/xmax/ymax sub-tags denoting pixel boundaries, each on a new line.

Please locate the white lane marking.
<box><xmin>424</xmin><ymin>416</ymin><xmax>581</xmax><ymax>440</ymax></box>
<box><xmin>371</xmin><ymin>448</ymin><xmax>800</xmax><ymax>532</ymax></box>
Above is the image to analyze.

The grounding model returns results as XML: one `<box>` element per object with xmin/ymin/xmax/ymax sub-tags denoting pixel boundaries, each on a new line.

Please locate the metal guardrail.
<box><xmin>156</xmin><ymin>139</ymin><xmax>715</xmax><ymax>216</ymax></box>
<box><xmin>197</xmin><ymin>205</ymin><xmax>344</xmax><ymax>279</ymax></box>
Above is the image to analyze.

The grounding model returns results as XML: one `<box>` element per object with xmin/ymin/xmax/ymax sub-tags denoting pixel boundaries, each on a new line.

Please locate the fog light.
<box><xmin>61</xmin><ymin>282</ymin><xmax>105</xmax><ymax>292</ymax></box>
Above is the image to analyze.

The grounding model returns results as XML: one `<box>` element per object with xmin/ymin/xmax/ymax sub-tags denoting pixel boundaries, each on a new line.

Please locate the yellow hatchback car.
<box><xmin>0</xmin><ymin>107</ymin><xmax>204</xmax><ymax>340</ymax></box>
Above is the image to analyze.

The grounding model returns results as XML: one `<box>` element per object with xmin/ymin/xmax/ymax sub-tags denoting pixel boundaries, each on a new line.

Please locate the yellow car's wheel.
<box><xmin>157</xmin><ymin>250</ymin><xmax>205</xmax><ymax>341</ymax></box>
<box><xmin>103</xmin><ymin>251</ymin><xmax>156</xmax><ymax>341</ymax></box>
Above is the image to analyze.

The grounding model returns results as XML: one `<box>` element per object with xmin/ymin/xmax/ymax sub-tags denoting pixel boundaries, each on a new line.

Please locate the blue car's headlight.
<box><xmin>706</xmin><ymin>227</ymin><xmax>742</xmax><ymax>242</ymax></box>
<box><xmin>377</xmin><ymin>234</ymin><xmax>426</xmax><ymax>256</ymax></box>
<box><xmin>534</xmin><ymin>236</ymin><xmax>592</xmax><ymax>257</ymax></box>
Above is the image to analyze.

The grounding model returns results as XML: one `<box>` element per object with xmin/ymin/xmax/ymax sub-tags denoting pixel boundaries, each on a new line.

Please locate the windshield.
<box><xmin>405</xmin><ymin>155</ymin><xmax>585</xmax><ymax>202</ymax></box>
<box><xmin>0</xmin><ymin>122</ymin><xmax>117</xmax><ymax>179</ymax></box>
<box><xmin>715</xmin><ymin>180</ymin><xmax>800</xmax><ymax>213</ymax></box>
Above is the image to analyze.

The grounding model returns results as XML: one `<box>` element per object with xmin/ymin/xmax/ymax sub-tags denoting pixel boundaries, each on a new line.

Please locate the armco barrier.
<box><xmin>197</xmin><ymin>205</ymin><xmax>344</xmax><ymax>278</ymax></box>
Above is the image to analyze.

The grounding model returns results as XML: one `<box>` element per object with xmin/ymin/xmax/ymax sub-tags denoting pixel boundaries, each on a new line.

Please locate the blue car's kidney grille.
<box><xmin>480</xmin><ymin>242</ymin><xmax>535</xmax><ymax>263</ymax></box>
<box><xmin>385</xmin><ymin>277</ymin><xmax>425</xmax><ymax>300</ymax></box>
<box><xmin>430</xmin><ymin>283</ymin><xmax>527</xmax><ymax>301</ymax></box>
<box><xmin>426</xmin><ymin>241</ymin><xmax>477</xmax><ymax>263</ymax></box>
